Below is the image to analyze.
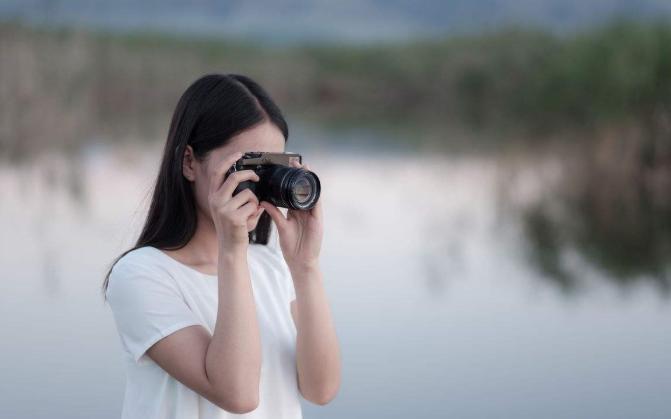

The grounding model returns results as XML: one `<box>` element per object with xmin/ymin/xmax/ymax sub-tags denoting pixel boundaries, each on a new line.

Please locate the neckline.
<box><xmin>147</xmin><ymin>246</ymin><xmax>218</xmax><ymax>279</ymax></box>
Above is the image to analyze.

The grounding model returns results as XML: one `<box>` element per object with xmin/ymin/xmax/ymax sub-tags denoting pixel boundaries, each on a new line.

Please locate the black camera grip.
<box><xmin>233</xmin><ymin>180</ymin><xmax>255</xmax><ymax>197</ymax></box>
<box><xmin>226</xmin><ymin>163</ymin><xmax>248</xmax><ymax>196</ymax></box>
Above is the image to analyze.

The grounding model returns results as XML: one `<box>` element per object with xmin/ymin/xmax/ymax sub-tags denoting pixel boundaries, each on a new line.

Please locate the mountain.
<box><xmin>1</xmin><ymin>0</ymin><xmax>670</xmax><ymax>44</ymax></box>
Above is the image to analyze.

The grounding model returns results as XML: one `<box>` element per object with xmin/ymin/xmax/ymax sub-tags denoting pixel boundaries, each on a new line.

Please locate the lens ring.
<box><xmin>292</xmin><ymin>177</ymin><xmax>313</xmax><ymax>204</ymax></box>
<box><xmin>264</xmin><ymin>165</ymin><xmax>321</xmax><ymax>210</ymax></box>
<box><xmin>286</xmin><ymin>170</ymin><xmax>320</xmax><ymax>210</ymax></box>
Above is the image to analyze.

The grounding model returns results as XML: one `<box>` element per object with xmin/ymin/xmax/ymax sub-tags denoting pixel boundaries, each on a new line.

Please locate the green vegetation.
<box><xmin>1</xmin><ymin>19</ymin><xmax>670</xmax><ymax>154</ymax></box>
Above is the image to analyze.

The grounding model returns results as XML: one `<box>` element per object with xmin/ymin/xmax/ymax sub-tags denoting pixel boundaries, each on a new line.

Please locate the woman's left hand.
<box><xmin>259</xmin><ymin>161</ymin><xmax>324</xmax><ymax>276</ymax></box>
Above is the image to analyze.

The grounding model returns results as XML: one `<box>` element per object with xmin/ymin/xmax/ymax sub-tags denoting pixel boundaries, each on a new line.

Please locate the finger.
<box><xmin>311</xmin><ymin>196</ymin><xmax>323</xmax><ymax>218</ymax></box>
<box><xmin>209</xmin><ymin>151</ymin><xmax>243</xmax><ymax>195</ymax></box>
<box><xmin>225</xmin><ymin>188</ymin><xmax>259</xmax><ymax>210</ymax></box>
<box><xmin>236</xmin><ymin>201</ymin><xmax>260</xmax><ymax>220</ymax></box>
<box><xmin>251</xmin><ymin>205</ymin><xmax>265</xmax><ymax>221</ymax></box>
<box><xmin>286</xmin><ymin>208</ymin><xmax>301</xmax><ymax>222</ymax></box>
<box><xmin>253</xmin><ymin>206</ymin><xmax>265</xmax><ymax>218</ymax></box>
<box><xmin>290</xmin><ymin>159</ymin><xmax>303</xmax><ymax>168</ymax></box>
<box><xmin>246</xmin><ymin>206</ymin><xmax>265</xmax><ymax>230</ymax></box>
<box><xmin>260</xmin><ymin>201</ymin><xmax>287</xmax><ymax>230</ymax></box>
<box><xmin>219</xmin><ymin>170</ymin><xmax>260</xmax><ymax>198</ymax></box>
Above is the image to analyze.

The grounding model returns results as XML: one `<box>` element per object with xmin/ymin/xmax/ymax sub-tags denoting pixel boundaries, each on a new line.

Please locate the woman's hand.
<box><xmin>208</xmin><ymin>151</ymin><xmax>264</xmax><ymax>253</ymax></box>
<box><xmin>260</xmin><ymin>161</ymin><xmax>324</xmax><ymax>276</ymax></box>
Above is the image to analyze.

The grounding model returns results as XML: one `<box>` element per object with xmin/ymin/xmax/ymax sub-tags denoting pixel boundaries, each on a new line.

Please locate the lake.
<box><xmin>0</xmin><ymin>127</ymin><xmax>669</xmax><ymax>419</ymax></box>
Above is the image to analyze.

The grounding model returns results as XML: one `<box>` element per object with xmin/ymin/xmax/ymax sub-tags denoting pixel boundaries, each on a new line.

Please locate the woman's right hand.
<box><xmin>208</xmin><ymin>151</ymin><xmax>263</xmax><ymax>253</ymax></box>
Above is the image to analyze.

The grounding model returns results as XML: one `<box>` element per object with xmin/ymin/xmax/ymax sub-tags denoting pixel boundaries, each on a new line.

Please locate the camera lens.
<box><xmin>261</xmin><ymin>166</ymin><xmax>321</xmax><ymax>210</ymax></box>
<box><xmin>291</xmin><ymin>176</ymin><xmax>315</xmax><ymax>205</ymax></box>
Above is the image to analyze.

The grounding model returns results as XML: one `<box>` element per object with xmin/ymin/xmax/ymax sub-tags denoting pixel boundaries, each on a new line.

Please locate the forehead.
<box><xmin>208</xmin><ymin>121</ymin><xmax>286</xmax><ymax>163</ymax></box>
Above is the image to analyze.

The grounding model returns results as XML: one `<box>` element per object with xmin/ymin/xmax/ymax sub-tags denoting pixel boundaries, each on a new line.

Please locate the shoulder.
<box><xmin>106</xmin><ymin>246</ymin><xmax>177</xmax><ymax>301</ymax></box>
<box><xmin>110</xmin><ymin>246</ymin><xmax>167</xmax><ymax>277</ymax></box>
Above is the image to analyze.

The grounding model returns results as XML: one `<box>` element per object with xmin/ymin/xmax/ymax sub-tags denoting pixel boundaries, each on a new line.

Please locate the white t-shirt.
<box><xmin>105</xmin><ymin>231</ymin><xmax>301</xmax><ymax>419</ymax></box>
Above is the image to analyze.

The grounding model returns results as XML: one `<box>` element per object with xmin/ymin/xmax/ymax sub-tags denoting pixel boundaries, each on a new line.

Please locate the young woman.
<box><xmin>103</xmin><ymin>74</ymin><xmax>341</xmax><ymax>419</ymax></box>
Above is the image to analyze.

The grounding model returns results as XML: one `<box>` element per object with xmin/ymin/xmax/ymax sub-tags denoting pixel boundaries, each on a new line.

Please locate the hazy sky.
<box><xmin>1</xmin><ymin>0</ymin><xmax>670</xmax><ymax>44</ymax></box>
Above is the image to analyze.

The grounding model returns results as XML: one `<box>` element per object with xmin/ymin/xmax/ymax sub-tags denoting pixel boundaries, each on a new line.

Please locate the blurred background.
<box><xmin>1</xmin><ymin>1</ymin><xmax>670</xmax><ymax>418</ymax></box>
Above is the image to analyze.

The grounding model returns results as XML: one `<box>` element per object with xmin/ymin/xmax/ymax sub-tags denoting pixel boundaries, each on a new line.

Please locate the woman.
<box><xmin>103</xmin><ymin>74</ymin><xmax>341</xmax><ymax>419</ymax></box>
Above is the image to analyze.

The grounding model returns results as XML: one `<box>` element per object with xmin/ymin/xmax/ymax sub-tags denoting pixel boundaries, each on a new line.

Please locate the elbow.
<box><xmin>309</xmin><ymin>390</ymin><xmax>338</xmax><ymax>406</ymax></box>
<box><xmin>230</xmin><ymin>401</ymin><xmax>260</xmax><ymax>415</ymax></box>
<box><xmin>211</xmin><ymin>390</ymin><xmax>259</xmax><ymax>414</ymax></box>
<box><xmin>303</xmin><ymin>382</ymin><xmax>340</xmax><ymax>406</ymax></box>
<box><xmin>311</xmin><ymin>394</ymin><xmax>335</xmax><ymax>406</ymax></box>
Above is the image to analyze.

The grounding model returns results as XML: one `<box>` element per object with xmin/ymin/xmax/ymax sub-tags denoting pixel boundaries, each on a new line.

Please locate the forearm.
<box><xmin>205</xmin><ymin>246</ymin><xmax>261</xmax><ymax>404</ymax></box>
<box><xmin>292</xmin><ymin>266</ymin><xmax>341</xmax><ymax>404</ymax></box>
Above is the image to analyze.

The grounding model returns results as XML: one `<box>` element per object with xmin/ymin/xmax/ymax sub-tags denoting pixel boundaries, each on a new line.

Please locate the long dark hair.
<box><xmin>102</xmin><ymin>73</ymin><xmax>288</xmax><ymax>296</ymax></box>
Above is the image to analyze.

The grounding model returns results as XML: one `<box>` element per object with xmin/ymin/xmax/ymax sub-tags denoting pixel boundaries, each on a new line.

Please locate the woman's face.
<box><xmin>184</xmin><ymin>120</ymin><xmax>286</xmax><ymax>231</ymax></box>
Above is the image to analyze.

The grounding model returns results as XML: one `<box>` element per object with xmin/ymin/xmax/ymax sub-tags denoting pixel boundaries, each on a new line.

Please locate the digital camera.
<box><xmin>227</xmin><ymin>152</ymin><xmax>321</xmax><ymax>210</ymax></box>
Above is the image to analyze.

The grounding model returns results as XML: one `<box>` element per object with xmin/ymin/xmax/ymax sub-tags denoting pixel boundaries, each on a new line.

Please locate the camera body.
<box><xmin>227</xmin><ymin>152</ymin><xmax>321</xmax><ymax>210</ymax></box>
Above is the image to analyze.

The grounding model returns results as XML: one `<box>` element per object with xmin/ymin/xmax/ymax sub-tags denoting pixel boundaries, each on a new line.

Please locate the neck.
<box><xmin>186</xmin><ymin>208</ymin><xmax>220</xmax><ymax>265</ymax></box>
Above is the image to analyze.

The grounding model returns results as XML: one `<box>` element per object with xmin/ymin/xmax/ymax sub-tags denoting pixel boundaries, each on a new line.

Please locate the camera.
<box><xmin>227</xmin><ymin>152</ymin><xmax>321</xmax><ymax>210</ymax></box>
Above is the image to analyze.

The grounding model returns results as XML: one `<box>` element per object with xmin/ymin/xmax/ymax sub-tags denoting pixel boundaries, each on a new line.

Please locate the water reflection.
<box><xmin>522</xmin><ymin>200</ymin><xmax>671</xmax><ymax>294</ymax></box>
<box><xmin>501</xmin><ymin>130</ymin><xmax>671</xmax><ymax>295</ymax></box>
<box><xmin>6</xmin><ymin>136</ymin><xmax>671</xmax><ymax>300</ymax></box>
<box><xmin>1</xmin><ymin>136</ymin><xmax>670</xmax><ymax>419</ymax></box>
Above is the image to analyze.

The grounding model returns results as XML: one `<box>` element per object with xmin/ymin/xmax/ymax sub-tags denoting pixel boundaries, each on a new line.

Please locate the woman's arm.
<box><xmin>146</xmin><ymin>152</ymin><xmax>265</xmax><ymax>414</ymax></box>
<box><xmin>261</xmin><ymin>160</ymin><xmax>342</xmax><ymax>405</ymax></box>
<box><xmin>147</xmin><ymin>248</ymin><xmax>260</xmax><ymax>412</ymax></box>
<box><xmin>290</xmin><ymin>266</ymin><xmax>341</xmax><ymax>405</ymax></box>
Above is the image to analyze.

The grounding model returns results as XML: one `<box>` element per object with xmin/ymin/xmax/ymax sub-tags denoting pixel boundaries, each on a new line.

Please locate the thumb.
<box><xmin>260</xmin><ymin>201</ymin><xmax>287</xmax><ymax>230</ymax></box>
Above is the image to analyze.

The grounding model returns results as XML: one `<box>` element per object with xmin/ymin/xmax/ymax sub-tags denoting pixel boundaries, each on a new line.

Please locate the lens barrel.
<box><xmin>261</xmin><ymin>165</ymin><xmax>321</xmax><ymax>210</ymax></box>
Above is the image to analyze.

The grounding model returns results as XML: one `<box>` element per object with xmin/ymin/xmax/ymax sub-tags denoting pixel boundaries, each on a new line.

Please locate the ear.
<box><xmin>182</xmin><ymin>145</ymin><xmax>197</xmax><ymax>182</ymax></box>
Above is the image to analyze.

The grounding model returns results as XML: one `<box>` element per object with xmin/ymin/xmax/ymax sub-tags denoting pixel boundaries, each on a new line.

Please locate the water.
<box><xmin>0</xmin><ymin>137</ymin><xmax>669</xmax><ymax>419</ymax></box>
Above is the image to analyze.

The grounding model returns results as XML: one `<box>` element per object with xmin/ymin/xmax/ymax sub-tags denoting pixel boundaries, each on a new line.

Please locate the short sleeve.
<box><xmin>106</xmin><ymin>252</ymin><xmax>201</xmax><ymax>363</ymax></box>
